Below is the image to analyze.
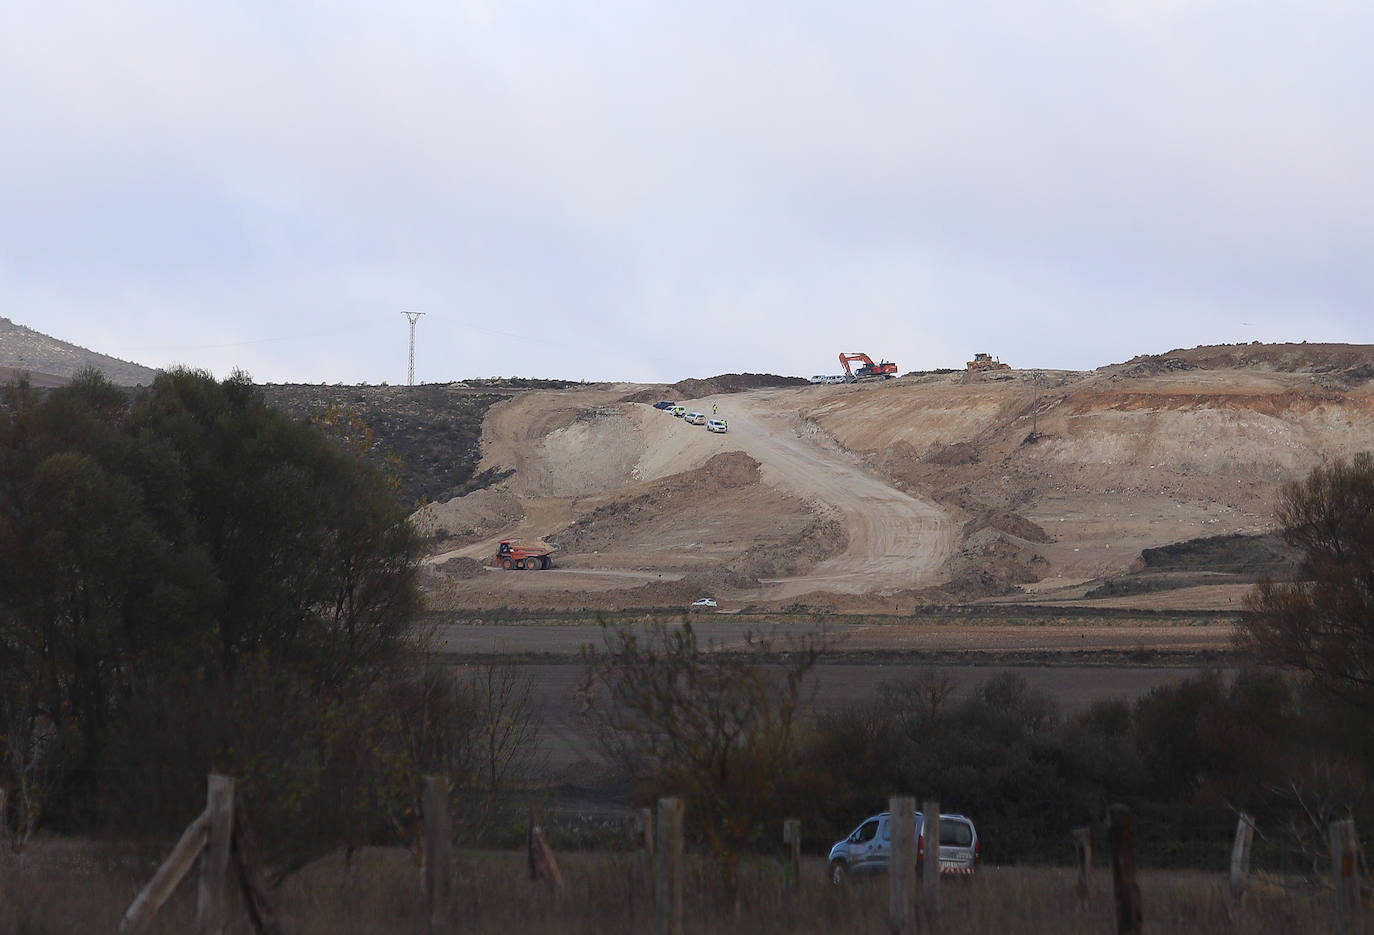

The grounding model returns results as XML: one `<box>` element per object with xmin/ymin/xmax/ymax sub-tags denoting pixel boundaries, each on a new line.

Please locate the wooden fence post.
<box><xmin>783</xmin><ymin>819</ymin><xmax>801</xmax><ymax>885</ymax></box>
<box><xmin>1330</xmin><ymin>819</ymin><xmax>1365</xmax><ymax>935</ymax></box>
<box><xmin>655</xmin><ymin>797</ymin><xmax>684</xmax><ymax>935</ymax></box>
<box><xmin>888</xmin><ymin>797</ymin><xmax>916</xmax><ymax>935</ymax></box>
<box><xmin>424</xmin><ymin>775</ymin><xmax>452</xmax><ymax>935</ymax></box>
<box><xmin>1073</xmin><ymin>827</ymin><xmax>1093</xmax><ymax>905</ymax></box>
<box><xmin>526</xmin><ymin>806</ymin><xmax>564</xmax><ymax>892</ymax></box>
<box><xmin>921</xmin><ymin>799</ymin><xmax>940</xmax><ymax>927</ymax></box>
<box><xmin>119</xmin><ymin>811</ymin><xmax>210</xmax><ymax>934</ymax></box>
<box><xmin>1229</xmin><ymin>813</ymin><xmax>1254</xmax><ymax>907</ymax></box>
<box><xmin>231</xmin><ymin>793</ymin><xmax>279</xmax><ymax>935</ymax></box>
<box><xmin>1108</xmin><ymin>804</ymin><xmax>1143</xmax><ymax>935</ymax></box>
<box><xmin>196</xmin><ymin>774</ymin><xmax>234</xmax><ymax>935</ymax></box>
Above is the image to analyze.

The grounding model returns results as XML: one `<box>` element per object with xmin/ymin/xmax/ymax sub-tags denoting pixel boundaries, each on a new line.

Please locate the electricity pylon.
<box><xmin>402</xmin><ymin>311</ymin><xmax>425</xmax><ymax>386</ymax></box>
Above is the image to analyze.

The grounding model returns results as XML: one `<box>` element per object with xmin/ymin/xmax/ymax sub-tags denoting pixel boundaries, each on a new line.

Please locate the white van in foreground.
<box><xmin>827</xmin><ymin>810</ymin><xmax>979</xmax><ymax>883</ymax></box>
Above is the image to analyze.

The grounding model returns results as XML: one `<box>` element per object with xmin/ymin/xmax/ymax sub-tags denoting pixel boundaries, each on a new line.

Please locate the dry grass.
<box><xmin>0</xmin><ymin>841</ymin><xmax>1347</xmax><ymax>934</ymax></box>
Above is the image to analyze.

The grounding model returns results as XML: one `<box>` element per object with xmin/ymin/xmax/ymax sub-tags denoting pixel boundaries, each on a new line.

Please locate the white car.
<box><xmin>690</xmin><ymin>598</ymin><xmax>717</xmax><ymax>608</ymax></box>
<box><xmin>670</xmin><ymin>405</ymin><xmax>687</xmax><ymax>418</ymax></box>
<box><xmin>706</xmin><ymin>418</ymin><xmax>728</xmax><ymax>433</ymax></box>
<box><xmin>684</xmin><ymin>411</ymin><xmax>706</xmax><ymax>425</ymax></box>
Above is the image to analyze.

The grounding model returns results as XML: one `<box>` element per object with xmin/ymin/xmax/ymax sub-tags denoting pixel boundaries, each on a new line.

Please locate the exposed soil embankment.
<box><xmin>551</xmin><ymin>451</ymin><xmax>762</xmax><ymax>554</ymax></box>
<box><xmin>415</xmin><ymin>343</ymin><xmax>1374</xmax><ymax>613</ymax></box>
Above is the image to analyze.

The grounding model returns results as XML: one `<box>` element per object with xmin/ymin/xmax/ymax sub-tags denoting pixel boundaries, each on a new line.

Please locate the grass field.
<box><xmin>0</xmin><ymin>841</ymin><xmax>1347</xmax><ymax>934</ymax></box>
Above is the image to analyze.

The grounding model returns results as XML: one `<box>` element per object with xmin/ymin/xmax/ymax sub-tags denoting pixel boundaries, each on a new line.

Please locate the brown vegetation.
<box><xmin>0</xmin><ymin>844</ymin><xmax>1348</xmax><ymax>934</ymax></box>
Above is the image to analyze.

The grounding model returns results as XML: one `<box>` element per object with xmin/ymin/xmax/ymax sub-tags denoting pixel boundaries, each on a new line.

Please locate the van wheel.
<box><xmin>830</xmin><ymin>861</ymin><xmax>847</xmax><ymax>885</ymax></box>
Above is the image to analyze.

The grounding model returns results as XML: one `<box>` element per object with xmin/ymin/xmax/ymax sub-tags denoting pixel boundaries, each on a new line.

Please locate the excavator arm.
<box><xmin>839</xmin><ymin>352</ymin><xmax>877</xmax><ymax>379</ymax></box>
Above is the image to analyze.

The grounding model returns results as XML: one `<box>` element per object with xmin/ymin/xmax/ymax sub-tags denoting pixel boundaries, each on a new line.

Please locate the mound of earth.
<box><xmin>432</xmin><ymin>556</ymin><xmax>488</xmax><ymax>579</ymax></box>
<box><xmin>962</xmin><ymin>510</ymin><xmax>1053</xmax><ymax>545</ymax></box>
<box><xmin>939</xmin><ymin>527</ymin><xmax>1051</xmax><ymax>598</ymax></box>
<box><xmin>1132</xmin><ymin>532</ymin><xmax>1299</xmax><ymax>576</ymax></box>
<box><xmin>551</xmin><ymin>451</ymin><xmax>763</xmax><ymax>554</ymax></box>
<box><xmin>731</xmin><ymin>508</ymin><xmax>849</xmax><ymax>579</ymax></box>
<box><xmin>619</xmin><ymin>373</ymin><xmax>806</xmax><ymax>404</ymax></box>
<box><xmin>418</xmin><ymin>486</ymin><xmax>524</xmax><ymax>547</ymax></box>
<box><xmin>1114</xmin><ymin>343</ymin><xmax>1374</xmax><ymax>382</ymax></box>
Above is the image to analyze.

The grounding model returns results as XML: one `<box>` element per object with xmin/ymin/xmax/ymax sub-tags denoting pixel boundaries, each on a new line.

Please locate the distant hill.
<box><xmin>0</xmin><ymin>317</ymin><xmax>159</xmax><ymax>386</ymax></box>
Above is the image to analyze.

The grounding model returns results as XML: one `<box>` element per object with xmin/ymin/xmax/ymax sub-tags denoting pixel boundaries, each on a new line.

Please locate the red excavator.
<box><xmin>839</xmin><ymin>352</ymin><xmax>899</xmax><ymax>382</ymax></box>
<box><xmin>494</xmin><ymin>539</ymin><xmax>554</xmax><ymax>570</ymax></box>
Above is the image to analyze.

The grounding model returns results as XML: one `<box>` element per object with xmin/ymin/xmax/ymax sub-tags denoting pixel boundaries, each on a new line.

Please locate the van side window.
<box><xmin>854</xmin><ymin>820</ymin><xmax>879</xmax><ymax>843</ymax></box>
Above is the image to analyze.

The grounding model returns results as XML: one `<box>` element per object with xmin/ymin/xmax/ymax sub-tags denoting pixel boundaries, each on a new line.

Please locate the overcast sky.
<box><xmin>3</xmin><ymin>1</ymin><xmax>1371</xmax><ymax>385</ymax></box>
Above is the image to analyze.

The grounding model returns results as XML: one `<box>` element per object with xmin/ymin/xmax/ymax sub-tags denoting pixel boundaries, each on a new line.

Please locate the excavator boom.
<box><xmin>839</xmin><ymin>352</ymin><xmax>898</xmax><ymax>381</ymax></box>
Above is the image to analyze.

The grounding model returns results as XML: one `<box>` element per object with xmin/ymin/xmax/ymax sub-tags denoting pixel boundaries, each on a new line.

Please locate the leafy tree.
<box><xmin>580</xmin><ymin>619</ymin><xmax>824</xmax><ymax>891</ymax></box>
<box><xmin>1241</xmin><ymin>453</ymin><xmax>1374</xmax><ymax>716</ymax></box>
<box><xmin>0</xmin><ymin>367</ymin><xmax>425</xmax><ymax>856</ymax></box>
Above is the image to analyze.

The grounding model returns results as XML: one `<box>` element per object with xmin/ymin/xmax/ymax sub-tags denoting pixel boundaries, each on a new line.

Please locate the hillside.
<box><xmin>3</xmin><ymin>322</ymin><xmax>1370</xmax><ymax>614</ymax></box>
<box><xmin>0</xmin><ymin>317</ymin><xmax>159</xmax><ymax>386</ymax></box>
<box><xmin>419</xmin><ymin>343</ymin><xmax>1374</xmax><ymax>613</ymax></box>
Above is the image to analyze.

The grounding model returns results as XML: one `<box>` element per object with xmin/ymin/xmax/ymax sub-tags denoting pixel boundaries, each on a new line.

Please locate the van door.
<box><xmin>848</xmin><ymin>817</ymin><xmax>883</xmax><ymax>874</ymax></box>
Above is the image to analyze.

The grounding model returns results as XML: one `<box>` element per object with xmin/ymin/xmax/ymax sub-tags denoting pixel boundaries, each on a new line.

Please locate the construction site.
<box><xmin>418</xmin><ymin>342</ymin><xmax>1374</xmax><ymax>620</ymax></box>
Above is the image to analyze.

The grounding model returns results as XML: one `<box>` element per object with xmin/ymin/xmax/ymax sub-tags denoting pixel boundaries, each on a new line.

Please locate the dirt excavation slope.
<box><xmin>420</xmin><ymin>344</ymin><xmax>1374</xmax><ymax>611</ymax></box>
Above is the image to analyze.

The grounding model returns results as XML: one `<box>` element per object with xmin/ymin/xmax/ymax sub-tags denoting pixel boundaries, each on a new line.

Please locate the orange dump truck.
<box><xmin>495</xmin><ymin>539</ymin><xmax>553</xmax><ymax>570</ymax></box>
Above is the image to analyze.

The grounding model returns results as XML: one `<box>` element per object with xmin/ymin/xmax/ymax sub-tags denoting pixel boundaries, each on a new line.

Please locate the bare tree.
<box><xmin>1240</xmin><ymin>453</ymin><xmax>1374</xmax><ymax>714</ymax></box>
<box><xmin>580</xmin><ymin>619</ymin><xmax>826</xmax><ymax>891</ymax></box>
<box><xmin>391</xmin><ymin>658</ymin><xmax>544</xmax><ymax>850</ymax></box>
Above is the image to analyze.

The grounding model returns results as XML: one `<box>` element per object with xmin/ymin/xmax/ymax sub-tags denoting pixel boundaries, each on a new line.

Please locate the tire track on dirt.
<box><xmin>721</xmin><ymin>390</ymin><xmax>958</xmax><ymax>598</ymax></box>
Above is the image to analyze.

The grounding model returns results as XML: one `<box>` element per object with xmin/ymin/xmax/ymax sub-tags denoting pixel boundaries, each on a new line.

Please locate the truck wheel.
<box><xmin>830</xmin><ymin>861</ymin><xmax>848</xmax><ymax>886</ymax></box>
<box><xmin>502</xmin><ymin>558</ymin><xmax>514</xmax><ymax>570</ymax></box>
<box><xmin>524</xmin><ymin>558</ymin><xmax>539</xmax><ymax>570</ymax></box>
<box><xmin>540</xmin><ymin>556</ymin><xmax>551</xmax><ymax>569</ymax></box>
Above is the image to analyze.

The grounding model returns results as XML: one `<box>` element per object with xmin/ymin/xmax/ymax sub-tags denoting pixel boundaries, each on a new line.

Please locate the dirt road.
<box><xmin>427</xmin><ymin>385</ymin><xmax>959</xmax><ymax>601</ymax></box>
<box><xmin>718</xmin><ymin>389</ymin><xmax>958</xmax><ymax>598</ymax></box>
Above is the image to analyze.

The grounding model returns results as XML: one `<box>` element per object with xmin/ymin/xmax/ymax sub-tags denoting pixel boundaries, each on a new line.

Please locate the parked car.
<box><xmin>690</xmin><ymin>597</ymin><xmax>717</xmax><ymax>608</ymax></box>
<box><xmin>827</xmin><ymin>811</ymin><xmax>979</xmax><ymax>884</ymax></box>
<box><xmin>684</xmin><ymin>411</ymin><xmax>706</xmax><ymax>425</ymax></box>
<box><xmin>706</xmin><ymin>418</ymin><xmax>728</xmax><ymax>433</ymax></box>
<box><xmin>670</xmin><ymin>405</ymin><xmax>687</xmax><ymax>418</ymax></box>
<box><xmin>653</xmin><ymin>401</ymin><xmax>676</xmax><ymax>410</ymax></box>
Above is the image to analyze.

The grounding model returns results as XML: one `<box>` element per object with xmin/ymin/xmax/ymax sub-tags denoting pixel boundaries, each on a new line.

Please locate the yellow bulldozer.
<box><xmin>966</xmin><ymin>352</ymin><xmax>1010</xmax><ymax>372</ymax></box>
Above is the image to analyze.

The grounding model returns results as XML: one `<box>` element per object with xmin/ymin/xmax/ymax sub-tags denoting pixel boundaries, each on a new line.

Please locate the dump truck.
<box><xmin>495</xmin><ymin>539</ymin><xmax>553</xmax><ymax>570</ymax></box>
<box><xmin>966</xmin><ymin>353</ymin><xmax>1010</xmax><ymax>372</ymax></box>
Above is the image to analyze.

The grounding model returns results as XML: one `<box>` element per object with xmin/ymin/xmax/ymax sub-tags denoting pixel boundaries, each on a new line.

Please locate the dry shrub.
<box><xmin>0</xmin><ymin>842</ymin><xmax>1346</xmax><ymax>935</ymax></box>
